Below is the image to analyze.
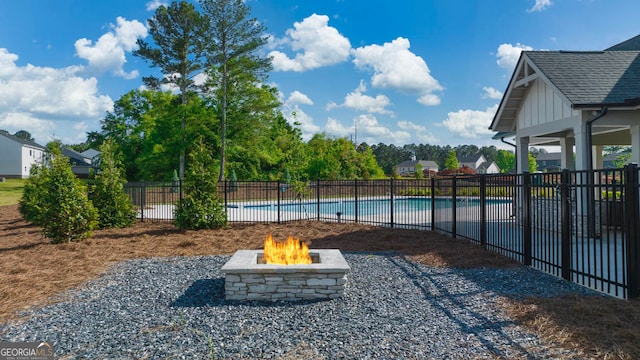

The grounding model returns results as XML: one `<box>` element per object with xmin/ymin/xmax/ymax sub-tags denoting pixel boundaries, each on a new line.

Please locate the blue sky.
<box><xmin>0</xmin><ymin>0</ymin><xmax>638</xmax><ymax>147</ymax></box>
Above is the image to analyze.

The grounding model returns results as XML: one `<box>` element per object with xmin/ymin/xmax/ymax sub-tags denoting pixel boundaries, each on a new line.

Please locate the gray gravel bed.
<box><xmin>0</xmin><ymin>253</ymin><xmax>601</xmax><ymax>359</ymax></box>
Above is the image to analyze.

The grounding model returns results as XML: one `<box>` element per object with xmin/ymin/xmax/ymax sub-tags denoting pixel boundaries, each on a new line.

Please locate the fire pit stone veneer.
<box><xmin>221</xmin><ymin>249</ymin><xmax>350</xmax><ymax>301</ymax></box>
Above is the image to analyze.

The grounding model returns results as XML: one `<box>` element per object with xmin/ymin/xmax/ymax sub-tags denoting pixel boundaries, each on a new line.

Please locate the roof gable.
<box><xmin>457</xmin><ymin>154</ymin><xmax>484</xmax><ymax>163</ymax></box>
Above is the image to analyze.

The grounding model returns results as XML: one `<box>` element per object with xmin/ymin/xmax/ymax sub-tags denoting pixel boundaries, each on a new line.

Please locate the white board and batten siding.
<box><xmin>517</xmin><ymin>79</ymin><xmax>579</xmax><ymax>131</ymax></box>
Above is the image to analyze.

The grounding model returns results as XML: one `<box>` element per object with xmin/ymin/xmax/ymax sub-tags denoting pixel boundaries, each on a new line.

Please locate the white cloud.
<box><xmin>328</xmin><ymin>81</ymin><xmax>393</xmax><ymax>115</ymax></box>
<box><xmin>397</xmin><ymin>120</ymin><xmax>438</xmax><ymax>143</ymax></box>
<box><xmin>496</xmin><ymin>43</ymin><xmax>533</xmax><ymax>70</ymax></box>
<box><xmin>146</xmin><ymin>0</ymin><xmax>168</xmax><ymax>11</ymax></box>
<box><xmin>441</xmin><ymin>105</ymin><xmax>498</xmax><ymax>139</ymax></box>
<box><xmin>528</xmin><ymin>0</ymin><xmax>552</xmax><ymax>12</ymax></box>
<box><xmin>286</xmin><ymin>90</ymin><xmax>313</xmax><ymax>105</ymax></box>
<box><xmin>282</xmin><ymin>104</ymin><xmax>320</xmax><ymax>141</ymax></box>
<box><xmin>482</xmin><ymin>86</ymin><xmax>503</xmax><ymax>100</ymax></box>
<box><xmin>75</xmin><ymin>17</ymin><xmax>147</xmax><ymax>79</ymax></box>
<box><xmin>269</xmin><ymin>14</ymin><xmax>351</xmax><ymax>72</ymax></box>
<box><xmin>352</xmin><ymin>37</ymin><xmax>442</xmax><ymax>106</ymax></box>
<box><xmin>0</xmin><ymin>48</ymin><xmax>114</xmax><ymax>144</ymax></box>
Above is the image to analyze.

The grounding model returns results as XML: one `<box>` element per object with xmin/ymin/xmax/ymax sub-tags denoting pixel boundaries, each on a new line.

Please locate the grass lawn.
<box><xmin>0</xmin><ymin>179</ymin><xmax>24</xmax><ymax>206</ymax></box>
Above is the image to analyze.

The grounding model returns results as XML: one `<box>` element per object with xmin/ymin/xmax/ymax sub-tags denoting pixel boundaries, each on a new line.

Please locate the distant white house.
<box><xmin>457</xmin><ymin>154</ymin><xmax>501</xmax><ymax>174</ymax></box>
<box><xmin>0</xmin><ymin>131</ymin><xmax>46</xmax><ymax>178</ymax></box>
<box><xmin>395</xmin><ymin>160</ymin><xmax>439</xmax><ymax>176</ymax></box>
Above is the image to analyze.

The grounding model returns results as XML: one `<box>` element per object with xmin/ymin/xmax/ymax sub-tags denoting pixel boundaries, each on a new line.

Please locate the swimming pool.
<box><xmin>243</xmin><ymin>197</ymin><xmax>509</xmax><ymax>217</ymax></box>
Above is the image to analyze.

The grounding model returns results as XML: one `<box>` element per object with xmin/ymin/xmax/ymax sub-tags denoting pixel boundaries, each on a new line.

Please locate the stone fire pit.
<box><xmin>221</xmin><ymin>249</ymin><xmax>350</xmax><ymax>301</ymax></box>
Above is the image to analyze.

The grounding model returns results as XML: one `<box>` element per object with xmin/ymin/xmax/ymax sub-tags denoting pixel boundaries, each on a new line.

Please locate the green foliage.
<box><xmin>174</xmin><ymin>139</ymin><xmax>227</xmax><ymax>230</ymax></box>
<box><xmin>304</xmin><ymin>134</ymin><xmax>385</xmax><ymax>180</ymax></box>
<box><xmin>445</xmin><ymin>150</ymin><xmax>459</xmax><ymax>170</ymax></box>
<box><xmin>39</xmin><ymin>146</ymin><xmax>98</xmax><ymax>243</ymax></box>
<box><xmin>528</xmin><ymin>152</ymin><xmax>538</xmax><ymax>173</ymax></box>
<box><xmin>496</xmin><ymin>149</ymin><xmax>515</xmax><ymax>173</ymax></box>
<box><xmin>89</xmin><ymin>140</ymin><xmax>136</xmax><ymax>229</ymax></box>
<box><xmin>19</xmin><ymin>163</ymin><xmax>51</xmax><ymax>224</ymax></box>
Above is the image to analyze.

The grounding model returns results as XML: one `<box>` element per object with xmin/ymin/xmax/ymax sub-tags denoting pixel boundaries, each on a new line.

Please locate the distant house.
<box><xmin>0</xmin><ymin>131</ymin><xmax>46</xmax><ymax>178</ymax></box>
<box><xmin>535</xmin><ymin>152</ymin><xmax>562</xmax><ymax>172</ymax></box>
<box><xmin>62</xmin><ymin>148</ymin><xmax>100</xmax><ymax>178</ymax></box>
<box><xmin>395</xmin><ymin>160</ymin><xmax>439</xmax><ymax>176</ymax></box>
<box><xmin>457</xmin><ymin>154</ymin><xmax>500</xmax><ymax>174</ymax></box>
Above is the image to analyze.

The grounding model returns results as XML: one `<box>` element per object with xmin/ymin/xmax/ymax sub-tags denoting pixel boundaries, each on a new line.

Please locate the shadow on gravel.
<box><xmin>386</xmin><ymin>255</ymin><xmax>536</xmax><ymax>359</ymax></box>
<box><xmin>172</xmin><ymin>278</ymin><xmax>333</xmax><ymax>308</ymax></box>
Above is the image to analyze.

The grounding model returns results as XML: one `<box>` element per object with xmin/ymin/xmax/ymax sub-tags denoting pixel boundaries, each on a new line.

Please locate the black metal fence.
<box><xmin>123</xmin><ymin>164</ymin><xmax>640</xmax><ymax>299</ymax></box>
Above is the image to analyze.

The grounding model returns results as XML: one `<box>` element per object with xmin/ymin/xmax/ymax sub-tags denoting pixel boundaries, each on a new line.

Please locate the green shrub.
<box><xmin>89</xmin><ymin>140</ymin><xmax>136</xmax><ymax>229</ymax></box>
<box><xmin>19</xmin><ymin>163</ymin><xmax>51</xmax><ymax>224</ymax></box>
<box><xmin>41</xmin><ymin>149</ymin><xmax>98</xmax><ymax>243</ymax></box>
<box><xmin>174</xmin><ymin>138</ymin><xmax>227</xmax><ymax>230</ymax></box>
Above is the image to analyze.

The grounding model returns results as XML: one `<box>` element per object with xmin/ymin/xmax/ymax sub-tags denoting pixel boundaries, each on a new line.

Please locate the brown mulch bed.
<box><xmin>1</xmin><ymin>204</ymin><xmax>639</xmax><ymax>358</ymax></box>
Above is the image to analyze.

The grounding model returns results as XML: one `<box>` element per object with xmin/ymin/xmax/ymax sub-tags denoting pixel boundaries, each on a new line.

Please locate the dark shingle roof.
<box><xmin>0</xmin><ymin>131</ymin><xmax>46</xmax><ymax>149</ymax></box>
<box><xmin>606</xmin><ymin>34</ymin><xmax>640</xmax><ymax>51</ymax></box>
<box><xmin>457</xmin><ymin>154</ymin><xmax>484</xmax><ymax>163</ymax></box>
<box><xmin>525</xmin><ymin>50</ymin><xmax>640</xmax><ymax>107</ymax></box>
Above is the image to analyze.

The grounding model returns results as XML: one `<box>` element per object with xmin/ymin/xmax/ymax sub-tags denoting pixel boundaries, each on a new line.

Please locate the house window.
<box><xmin>30</xmin><ymin>149</ymin><xmax>32</xmax><ymax>156</ymax></box>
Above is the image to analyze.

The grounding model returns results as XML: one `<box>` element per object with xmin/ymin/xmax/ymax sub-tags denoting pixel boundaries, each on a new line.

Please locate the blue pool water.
<box><xmin>244</xmin><ymin>197</ymin><xmax>508</xmax><ymax>216</ymax></box>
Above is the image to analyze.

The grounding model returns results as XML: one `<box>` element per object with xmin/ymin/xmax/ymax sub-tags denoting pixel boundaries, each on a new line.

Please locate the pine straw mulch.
<box><xmin>1</xmin><ymin>204</ymin><xmax>639</xmax><ymax>358</ymax></box>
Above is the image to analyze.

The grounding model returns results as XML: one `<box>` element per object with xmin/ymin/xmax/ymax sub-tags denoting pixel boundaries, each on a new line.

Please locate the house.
<box><xmin>535</xmin><ymin>152</ymin><xmax>562</xmax><ymax>172</ymax></box>
<box><xmin>457</xmin><ymin>154</ymin><xmax>501</xmax><ymax>174</ymax></box>
<box><xmin>0</xmin><ymin>131</ymin><xmax>46</xmax><ymax>178</ymax></box>
<box><xmin>62</xmin><ymin>148</ymin><xmax>99</xmax><ymax>178</ymax></box>
<box><xmin>490</xmin><ymin>34</ymin><xmax>640</xmax><ymax>173</ymax></box>
<box><xmin>395</xmin><ymin>160</ymin><xmax>439</xmax><ymax>176</ymax></box>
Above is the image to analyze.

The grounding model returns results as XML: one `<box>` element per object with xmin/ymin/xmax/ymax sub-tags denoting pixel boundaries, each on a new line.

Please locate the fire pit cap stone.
<box><xmin>221</xmin><ymin>249</ymin><xmax>350</xmax><ymax>274</ymax></box>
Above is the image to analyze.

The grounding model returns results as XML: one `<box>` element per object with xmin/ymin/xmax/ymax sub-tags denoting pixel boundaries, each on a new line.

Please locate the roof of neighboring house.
<box><xmin>62</xmin><ymin>148</ymin><xmax>92</xmax><ymax>167</ymax></box>
<box><xmin>535</xmin><ymin>152</ymin><xmax>561</xmax><ymax>161</ymax></box>
<box><xmin>81</xmin><ymin>149</ymin><xmax>101</xmax><ymax>160</ymax></box>
<box><xmin>0</xmin><ymin>131</ymin><xmax>46</xmax><ymax>150</ymax></box>
<box><xmin>524</xmin><ymin>50</ymin><xmax>640</xmax><ymax>107</ymax></box>
<box><xmin>457</xmin><ymin>154</ymin><xmax>484</xmax><ymax>163</ymax></box>
<box><xmin>477</xmin><ymin>161</ymin><xmax>498</xmax><ymax>171</ymax></box>
<box><xmin>603</xmin><ymin>152</ymin><xmax>631</xmax><ymax>162</ymax></box>
<box><xmin>396</xmin><ymin>160</ymin><xmax>438</xmax><ymax>168</ymax></box>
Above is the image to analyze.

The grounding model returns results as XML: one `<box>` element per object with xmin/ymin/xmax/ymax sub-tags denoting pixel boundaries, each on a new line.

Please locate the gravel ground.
<box><xmin>0</xmin><ymin>253</ymin><xmax>600</xmax><ymax>359</ymax></box>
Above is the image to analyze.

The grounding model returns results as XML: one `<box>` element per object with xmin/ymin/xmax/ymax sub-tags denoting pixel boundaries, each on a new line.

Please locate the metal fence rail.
<box><xmin>123</xmin><ymin>164</ymin><xmax>640</xmax><ymax>299</ymax></box>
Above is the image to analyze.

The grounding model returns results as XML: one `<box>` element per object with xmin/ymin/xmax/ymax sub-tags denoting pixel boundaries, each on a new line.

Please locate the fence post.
<box><xmin>390</xmin><ymin>178</ymin><xmax>395</xmax><ymax>228</ymax></box>
<box><xmin>480</xmin><ymin>174</ymin><xmax>487</xmax><ymax>249</ymax></box>
<box><xmin>430</xmin><ymin>177</ymin><xmax>435</xmax><ymax>230</ymax></box>
<box><xmin>452</xmin><ymin>175</ymin><xmax>457</xmax><ymax>238</ymax></box>
<box><xmin>354</xmin><ymin>179</ymin><xmax>359</xmax><ymax>223</ymax></box>
<box><xmin>141</xmin><ymin>182</ymin><xmax>146</xmax><ymax>223</ymax></box>
<box><xmin>316</xmin><ymin>179</ymin><xmax>321</xmax><ymax>221</ymax></box>
<box><xmin>561</xmin><ymin>169</ymin><xmax>572</xmax><ymax>281</ymax></box>
<box><xmin>522</xmin><ymin>172</ymin><xmax>532</xmax><ymax>266</ymax></box>
<box><xmin>624</xmin><ymin>163</ymin><xmax>640</xmax><ymax>298</ymax></box>
<box><xmin>223</xmin><ymin>180</ymin><xmax>228</xmax><ymax>217</ymax></box>
<box><xmin>277</xmin><ymin>180</ymin><xmax>281</xmax><ymax>224</ymax></box>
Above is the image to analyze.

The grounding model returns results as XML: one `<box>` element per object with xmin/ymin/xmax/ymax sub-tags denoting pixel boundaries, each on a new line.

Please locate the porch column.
<box><xmin>632</xmin><ymin>124</ymin><xmax>640</xmax><ymax>165</ymax></box>
<box><xmin>516</xmin><ymin>136</ymin><xmax>529</xmax><ymax>173</ymax></box>
<box><xmin>594</xmin><ymin>145</ymin><xmax>604</xmax><ymax>169</ymax></box>
<box><xmin>574</xmin><ymin>124</ymin><xmax>590</xmax><ymax>171</ymax></box>
<box><xmin>559</xmin><ymin>137</ymin><xmax>575</xmax><ymax>170</ymax></box>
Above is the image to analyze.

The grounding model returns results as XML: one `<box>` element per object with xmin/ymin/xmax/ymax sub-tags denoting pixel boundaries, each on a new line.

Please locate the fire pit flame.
<box><xmin>263</xmin><ymin>234</ymin><xmax>312</xmax><ymax>265</ymax></box>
